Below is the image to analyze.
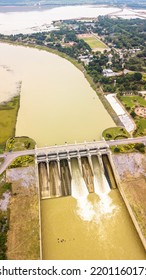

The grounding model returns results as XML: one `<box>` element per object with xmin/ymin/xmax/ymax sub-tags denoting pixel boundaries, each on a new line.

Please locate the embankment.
<box><xmin>112</xmin><ymin>152</ymin><xmax>146</xmax><ymax>250</ymax></box>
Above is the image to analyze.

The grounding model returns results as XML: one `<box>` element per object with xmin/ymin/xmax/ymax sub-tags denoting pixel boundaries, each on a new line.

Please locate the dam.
<box><xmin>37</xmin><ymin>143</ymin><xmax>117</xmax><ymax>199</ymax></box>
<box><xmin>35</xmin><ymin>141</ymin><xmax>145</xmax><ymax>260</ymax></box>
<box><xmin>38</xmin><ymin>142</ymin><xmax>146</xmax><ymax>259</ymax></box>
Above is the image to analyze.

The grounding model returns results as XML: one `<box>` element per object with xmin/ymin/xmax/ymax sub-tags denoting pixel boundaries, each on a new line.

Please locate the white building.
<box><xmin>102</xmin><ymin>68</ymin><xmax>115</xmax><ymax>77</ymax></box>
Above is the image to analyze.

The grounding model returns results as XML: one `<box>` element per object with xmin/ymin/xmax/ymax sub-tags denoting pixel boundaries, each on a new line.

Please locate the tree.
<box><xmin>114</xmin><ymin>147</ymin><xmax>120</xmax><ymax>153</ymax></box>
<box><xmin>135</xmin><ymin>143</ymin><xmax>145</xmax><ymax>153</ymax></box>
<box><xmin>130</xmin><ymin>110</ymin><xmax>136</xmax><ymax>118</ymax></box>
<box><xmin>134</xmin><ymin>72</ymin><xmax>142</xmax><ymax>81</ymax></box>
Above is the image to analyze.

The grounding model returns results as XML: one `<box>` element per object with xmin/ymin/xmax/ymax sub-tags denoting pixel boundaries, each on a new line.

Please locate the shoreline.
<box><xmin>0</xmin><ymin>94</ymin><xmax>20</xmax><ymax>151</ymax></box>
<box><xmin>113</xmin><ymin>153</ymin><xmax>146</xmax><ymax>251</ymax></box>
<box><xmin>0</xmin><ymin>5</ymin><xmax>137</xmax><ymax>35</ymax></box>
<box><xmin>0</xmin><ymin>39</ymin><xmax>121</xmax><ymax>129</ymax></box>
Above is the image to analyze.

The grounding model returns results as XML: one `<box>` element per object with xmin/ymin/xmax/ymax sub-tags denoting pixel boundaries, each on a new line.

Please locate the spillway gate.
<box><xmin>36</xmin><ymin>144</ymin><xmax>117</xmax><ymax>199</ymax></box>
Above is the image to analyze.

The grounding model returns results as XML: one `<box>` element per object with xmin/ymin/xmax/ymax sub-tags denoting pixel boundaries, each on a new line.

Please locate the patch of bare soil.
<box><xmin>0</xmin><ymin>158</ymin><xmax>4</xmax><ymax>167</ymax></box>
<box><xmin>6</xmin><ymin>166</ymin><xmax>40</xmax><ymax>260</ymax></box>
<box><xmin>113</xmin><ymin>153</ymin><xmax>146</xmax><ymax>240</ymax></box>
<box><xmin>0</xmin><ymin>192</ymin><xmax>11</xmax><ymax>211</ymax></box>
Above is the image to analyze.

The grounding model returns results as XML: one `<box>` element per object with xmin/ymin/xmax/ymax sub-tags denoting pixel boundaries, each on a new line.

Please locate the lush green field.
<box><xmin>0</xmin><ymin>96</ymin><xmax>20</xmax><ymax>149</ymax></box>
<box><xmin>135</xmin><ymin>119</ymin><xmax>146</xmax><ymax>136</ymax></box>
<box><xmin>119</xmin><ymin>95</ymin><xmax>146</xmax><ymax>136</ymax></box>
<box><xmin>9</xmin><ymin>155</ymin><xmax>34</xmax><ymax>168</ymax></box>
<box><xmin>121</xmin><ymin>95</ymin><xmax>146</xmax><ymax>109</ymax></box>
<box><xmin>82</xmin><ymin>36</ymin><xmax>107</xmax><ymax>49</ymax></box>
<box><xmin>111</xmin><ymin>142</ymin><xmax>145</xmax><ymax>153</ymax></box>
<box><xmin>102</xmin><ymin>126</ymin><xmax>130</xmax><ymax>140</ymax></box>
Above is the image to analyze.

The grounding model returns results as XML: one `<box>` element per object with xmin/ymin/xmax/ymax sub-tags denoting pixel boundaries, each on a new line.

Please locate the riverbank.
<box><xmin>112</xmin><ymin>152</ymin><xmax>146</xmax><ymax>250</ymax></box>
<box><xmin>0</xmin><ymin>95</ymin><xmax>20</xmax><ymax>153</ymax></box>
<box><xmin>6</xmin><ymin>166</ymin><xmax>40</xmax><ymax>260</ymax></box>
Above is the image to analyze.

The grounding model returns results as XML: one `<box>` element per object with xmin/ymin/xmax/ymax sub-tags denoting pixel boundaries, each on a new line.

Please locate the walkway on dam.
<box><xmin>0</xmin><ymin>136</ymin><xmax>146</xmax><ymax>174</ymax></box>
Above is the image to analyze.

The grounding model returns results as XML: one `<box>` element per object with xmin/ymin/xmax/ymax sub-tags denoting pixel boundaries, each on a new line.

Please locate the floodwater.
<box><xmin>0</xmin><ymin>42</ymin><xmax>145</xmax><ymax>259</ymax></box>
<box><xmin>0</xmin><ymin>65</ymin><xmax>20</xmax><ymax>103</ymax></box>
<box><xmin>0</xmin><ymin>5</ymin><xmax>121</xmax><ymax>34</ymax></box>
<box><xmin>0</xmin><ymin>5</ymin><xmax>145</xmax><ymax>35</ymax></box>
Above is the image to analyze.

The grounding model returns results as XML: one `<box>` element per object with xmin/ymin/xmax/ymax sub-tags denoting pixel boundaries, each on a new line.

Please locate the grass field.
<box><xmin>142</xmin><ymin>73</ymin><xmax>146</xmax><ymax>81</ymax></box>
<box><xmin>102</xmin><ymin>126</ymin><xmax>130</xmax><ymax>140</ymax></box>
<box><xmin>121</xmin><ymin>95</ymin><xmax>146</xmax><ymax>109</ymax></box>
<box><xmin>82</xmin><ymin>36</ymin><xmax>107</xmax><ymax>49</ymax></box>
<box><xmin>6</xmin><ymin>136</ymin><xmax>36</xmax><ymax>152</ymax></box>
<box><xmin>135</xmin><ymin>119</ymin><xmax>146</xmax><ymax>136</ymax></box>
<box><xmin>120</xmin><ymin>95</ymin><xmax>146</xmax><ymax>136</ymax></box>
<box><xmin>0</xmin><ymin>96</ymin><xmax>20</xmax><ymax>147</ymax></box>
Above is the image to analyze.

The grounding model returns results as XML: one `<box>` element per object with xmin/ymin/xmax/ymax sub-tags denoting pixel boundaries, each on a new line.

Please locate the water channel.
<box><xmin>0</xmin><ymin>43</ymin><xmax>145</xmax><ymax>259</ymax></box>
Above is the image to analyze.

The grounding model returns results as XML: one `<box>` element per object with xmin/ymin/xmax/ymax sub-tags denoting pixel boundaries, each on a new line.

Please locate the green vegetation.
<box><xmin>120</xmin><ymin>95</ymin><xmax>146</xmax><ymax>109</ymax></box>
<box><xmin>94</xmin><ymin>16</ymin><xmax>146</xmax><ymax>50</ymax></box>
<box><xmin>0</xmin><ymin>96</ymin><xmax>20</xmax><ymax>151</ymax></box>
<box><xmin>0</xmin><ymin>173</ymin><xmax>11</xmax><ymax>260</ymax></box>
<box><xmin>82</xmin><ymin>36</ymin><xmax>106</xmax><ymax>49</ymax></box>
<box><xmin>135</xmin><ymin>119</ymin><xmax>146</xmax><ymax>137</ymax></box>
<box><xmin>119</xmin><ymin>95</ymin><xmax>146</xmax><ymax>136</ymax></box>
<box><xmin>0</xmin><ymin>211</ymin><xmax>9</xmax><ymax>260</ymax></box>
<box><xmin>102</xmin><ymin>126</ymin><xmax>130</xmax><ymax>140</ymax></box>
<box><xmin>9</xmin><ymin>156</ymin><xmax>34</xmax><ymax>168</ymax></box>
<box><xmin>6</xmin><ymin>136</ymin><xmax>36</xmax><ymax>152</ymax></box>
<box><xmin>25</xmin><ymin>29</ymin><xmax>91</xmax><ymax>59</ymax></box>
<box><xmin>0</xmin><ymin>182</ymin><xmax>11</xmax><ymax>199</ymax></box>
<box><xmin>111</xmin><ymin>143</ymin><xmax>145</xmax><ymax>153</ymax></box>
<box><xmin>102</xmin><ymin>72</ymin><xmax>146</xmax><ymax>94</ymax></box>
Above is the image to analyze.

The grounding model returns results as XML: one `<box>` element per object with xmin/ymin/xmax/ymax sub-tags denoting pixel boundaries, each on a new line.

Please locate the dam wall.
<box><xmin>37</xmin><ymin>147</ymin><xmax>117</xmax><ymax>199</ymax></box>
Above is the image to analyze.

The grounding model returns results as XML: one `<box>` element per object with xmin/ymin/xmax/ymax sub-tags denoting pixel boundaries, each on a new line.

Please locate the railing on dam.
<box><xmin>36</xmin><ymin>145</ymin><xmax>109</xmax><ymax>162</ymax></box>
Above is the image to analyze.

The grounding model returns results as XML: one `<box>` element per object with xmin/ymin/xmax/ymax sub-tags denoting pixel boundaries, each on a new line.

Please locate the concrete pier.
<box><xmin>37</xmin><ymin>143</ymin><xmax>119</xmax><ymax>198</ymax></box>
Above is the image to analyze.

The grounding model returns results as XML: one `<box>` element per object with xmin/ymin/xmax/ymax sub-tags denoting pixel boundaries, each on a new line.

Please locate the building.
<box><xmin>102</xmin><ymin>68</ymin><xmax>115</xmax><ymax>77</ymax></box>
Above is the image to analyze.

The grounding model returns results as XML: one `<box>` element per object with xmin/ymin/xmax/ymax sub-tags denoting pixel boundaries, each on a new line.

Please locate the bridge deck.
<box><xmin>0</xmin><ymin>136</ymin><xmax>146</xmax><ymax>174</ymax></box>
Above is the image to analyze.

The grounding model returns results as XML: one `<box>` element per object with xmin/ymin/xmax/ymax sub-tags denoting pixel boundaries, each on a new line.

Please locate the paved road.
<box><xmin>0</xmin><ymin>136</ymin><xmax>146</xmax><ymax>174</ymax></box>
<box><xmin>107</xmin><ymin>136</ymin><xmax>146</xmax><ymax>146</ymax></box>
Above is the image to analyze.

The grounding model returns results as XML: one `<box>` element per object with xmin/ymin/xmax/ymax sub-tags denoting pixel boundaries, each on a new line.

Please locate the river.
<box><xmin>0</xmin><ymin>43</ymin><xmax>115</xmax><ymax>146</ymax></box>
<box><xmin>0</xmin><ymin>42</ymin><xmax>145</xmax><ymax>259</ymax></box>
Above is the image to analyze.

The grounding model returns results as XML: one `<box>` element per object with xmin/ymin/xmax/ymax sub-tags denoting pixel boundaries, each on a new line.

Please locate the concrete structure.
<box><xmin>105</xmin><ymin>93</ymin><xmax>135</xmax><ymax>133</ymax></box>
<box><xmin>36</xmin><ymin>144</ymin><xmax>118</xmax><ymax>199</ymax></box>
<box><xmin>103</xmin><ymin>68</ymin><xmax>115</xmax><ymax>77</ymax></box>
<box><xmin>0</xmin><ymin>136</ymin><xmax>146</xmax><ymax>175</ymax></box>
<box><xmin>138</xmin><ymin>91</ymin><xmax>146</xmax><ymax>97</ymax></box>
